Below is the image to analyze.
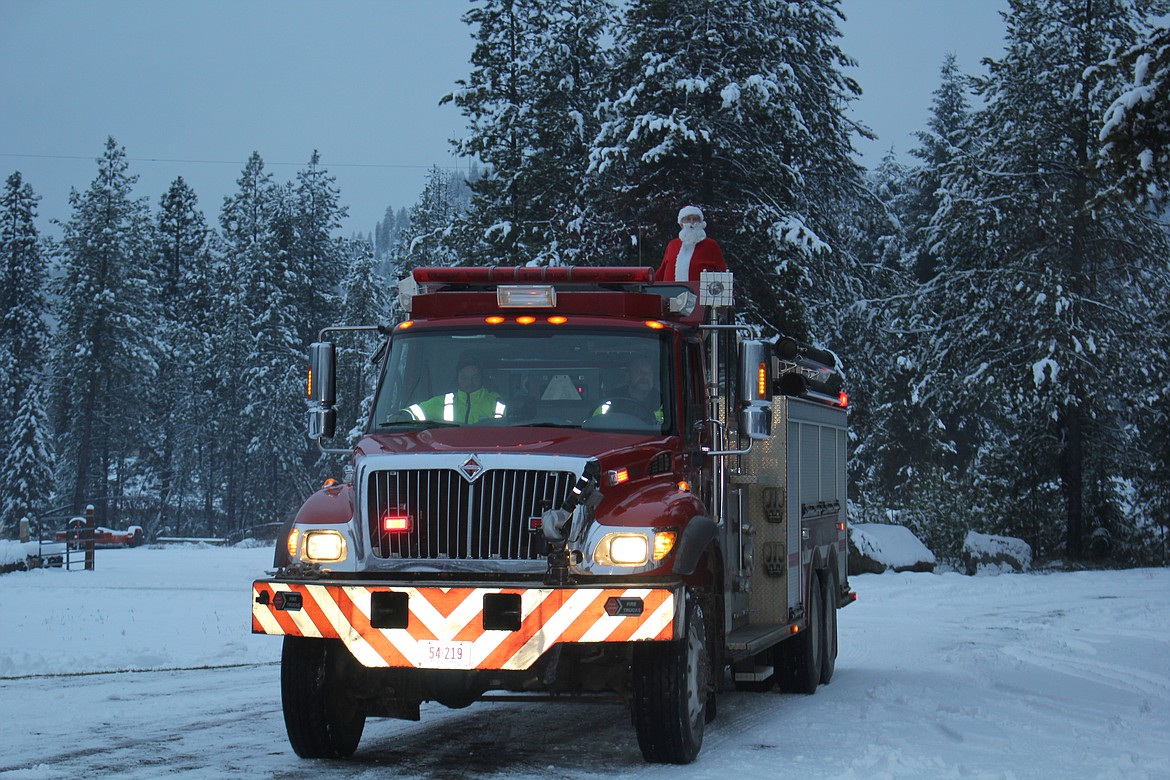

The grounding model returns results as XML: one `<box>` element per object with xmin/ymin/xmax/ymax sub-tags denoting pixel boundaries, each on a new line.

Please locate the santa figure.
<box><xmin>655</xmin><ymin>205</ymin><xmax>727</xmax><ymax>282</ymax></box>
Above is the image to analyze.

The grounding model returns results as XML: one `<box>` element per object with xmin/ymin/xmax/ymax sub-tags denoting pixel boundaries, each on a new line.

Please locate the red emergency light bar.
<box><xmin>412</xmin><ymin>266</ymin><xmax>654</xmax><ymax>285</ymax></box>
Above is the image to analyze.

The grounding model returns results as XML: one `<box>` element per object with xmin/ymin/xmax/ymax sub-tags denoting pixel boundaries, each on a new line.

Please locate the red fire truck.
<box><xmin>252</xmin><ymin>267</ymin><xmax>854</xmax><ymax>764</ymax></box>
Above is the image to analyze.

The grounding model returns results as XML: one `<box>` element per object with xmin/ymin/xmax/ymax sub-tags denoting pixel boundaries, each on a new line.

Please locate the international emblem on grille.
<box><xmin>459</xmin><ymin>455</ymin><xmax>484</xmax><ymax>482</ymax></box>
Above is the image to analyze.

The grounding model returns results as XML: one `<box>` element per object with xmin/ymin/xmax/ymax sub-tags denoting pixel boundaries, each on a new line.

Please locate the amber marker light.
<box><xmin>397</xmin><ymin>320</ymin><xmax>414</xmax><ymax>330</ymax></box>
<box><xmin>306</xmin><ymin>368</ymin><xmax>313</xmax><ymax>399</ymax></box>
<box><xmin>485</xmin><ymin>316</ymin><xmax>506</xmax><ymax>325</ymax></box>
<box><xmin>547</xmin><ymin>315</ymin><xmax>568</xmax><ymax>325</ymax></box>
<box><xmin>758</xmin><ymin>362</ymin><xmax>767</xmax><ymax>398</ymax></box>
<box><xmin>677</xmin><ymin>481</ymin><xmax>690</xmax><ymax>492</ymax></box>
<box><xmin>287</xmin><ymin>528</ymin><xmax>300</xmax><ymax>559</ymax></box>
<box><xmin>653</xmin><ymin>531</ymin><xmax>677</xmax><ymax>561</ymax></box>
<box><xmin>644</xmin><ymin>320</ymin><xmax>665</xmax><ymax>329</ymax></box>
<box><xmin>516</xmin><ymin>315</ymin><xmax>537</xmax><ymax>325</ymax></box>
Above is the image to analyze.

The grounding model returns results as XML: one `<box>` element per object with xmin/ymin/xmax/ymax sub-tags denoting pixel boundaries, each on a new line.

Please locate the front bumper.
<box><xmin>252</xmin><ymin>579</ymin><xmax>681</xmax><ymax>671</ymax></box>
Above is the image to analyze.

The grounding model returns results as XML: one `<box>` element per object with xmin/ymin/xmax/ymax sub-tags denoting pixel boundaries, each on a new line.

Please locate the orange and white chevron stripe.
<box><xmin>252</xmin><ymin>581</ymin><xmax>679</xmax><ymax>671</ymax></box>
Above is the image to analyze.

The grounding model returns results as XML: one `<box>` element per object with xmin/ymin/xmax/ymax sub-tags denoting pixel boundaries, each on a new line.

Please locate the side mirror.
<box><xmin>739</xmin><ymin>404</ymin><xmax>771</xmax><ymax>440</ymax></box>
<box><xmin>308</xmin><ymin>407</ymin><xmax>337</xmax><ymax>440</ymax></box>
<box><xmin>307</xmin><ymin>342</ymin><xmax>337</xmax><ymax>439</ymax></box>
<box><xmin>737</xmin><ymin>340</ymin><xmax>772</xmax><ymax>439</ymax></box>
<box><xmin>308</xmin><ymin>342</ymin><xmax>336</xmax><ymax>407</ymax></box>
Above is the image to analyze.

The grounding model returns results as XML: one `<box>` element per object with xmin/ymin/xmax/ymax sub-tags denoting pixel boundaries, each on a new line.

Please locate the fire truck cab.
<box><xmin>252</xmin><ymin>266</ymin><xmax>854</xmax><ymax>764</ymax></box>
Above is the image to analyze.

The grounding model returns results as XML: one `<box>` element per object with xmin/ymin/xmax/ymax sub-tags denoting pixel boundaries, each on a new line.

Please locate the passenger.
<box><xmin>594</xmin><ymin>360</ymin><xmax>664</xmax><ymax>424</ymax></box>
<box><xmin>407</xmin><ymin>355</ymin><xmax>506</xmax><ymax>424</ymax></box>
<box><xmin>655</xmin><ymin>205</ymin><xmax>727</xmax><ymax>282</ymax></box>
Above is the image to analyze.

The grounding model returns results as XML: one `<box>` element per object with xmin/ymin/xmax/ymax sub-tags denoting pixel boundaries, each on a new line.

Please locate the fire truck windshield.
<box><xmin>371</xmin><ymin>328</ymin><xmax>673</xmax><ymax>434</ymax></box>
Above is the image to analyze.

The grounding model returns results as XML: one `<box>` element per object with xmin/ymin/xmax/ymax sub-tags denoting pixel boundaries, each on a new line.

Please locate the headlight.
<box><xmin>594</xmin><ymin>533</ymin><xmax>650</xmax><ymax>566</ymax></box>
<box><xmin>303</xmin><ymin>530</ymin><xmax>347</xmax><ymax>562</ymax></box>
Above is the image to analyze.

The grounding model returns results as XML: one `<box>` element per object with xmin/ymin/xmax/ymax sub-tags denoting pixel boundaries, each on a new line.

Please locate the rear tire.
<box><xmin>632</xmin><ymin>590</ymin><xmax>709</xmax><ymax>764</ymax></box>
<box><xmin>820</xmin><ymin>569</ymin><xmax>838</xmax><ymax>685</ymax></box>
<box><xmin>281</xmin><ymin>636</ymin><xmax>366</xmax><ymax>758</ymax></box>
<box><xmin>776</xmin><ymin>571</ymin><xmax>823</xmax><ymax>694</ymax></box>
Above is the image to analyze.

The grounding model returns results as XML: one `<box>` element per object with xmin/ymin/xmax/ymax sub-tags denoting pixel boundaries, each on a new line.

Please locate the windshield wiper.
<box><xmin>378</xmin><ymin>420</ymin><xmax>461</xmax><ymax>430</ymax></box>
<box><xmin>514</xmin><ymin>421</ymin><xmax>582</xmax><ymax>429</ymax></box>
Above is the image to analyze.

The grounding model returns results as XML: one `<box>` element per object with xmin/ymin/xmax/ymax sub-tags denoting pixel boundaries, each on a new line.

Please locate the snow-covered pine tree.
<box><xmin>335</xmin><ymin>238</ymin><xmax>391</xmax><ymax>445</ymax></box>
<box><xmin>290</xmin><ymin>150</ymin><xmax>348</xmax><ymax>346</ymax></box>
<box><xmin>374</xmin><ymin>205</ymin><xmax>401</xmax><ymax>261</ymax></box>
<box><xmin>239</xmin><ymin>180</ymin><xmax>310</xmax><ymax>528</ymax></box>
<box><xmin>589</xmin><ymin>0</ymin><xmax>866</xmax><ymax>338</ymax></box>
<box><xmin>845</xmin><ymin>58</ymin><xmax>978</xmax><ymax>554</ymax></box>
<box><xmin>151</xmin><ymin>176</ymin><xmax>210</xmax><ymax>537</ymax></box>
<box><xmin>837</xmin><ymin>153</ymin><xmax>939</xmax><ymax>533</ymax></box>
<box><xmin>0</xmin><ymin>172</ymin><xmax>55</xmax><ymax>536</ymax></box>
<box><xmin>444</xmin><ymin>0</ymin><xmax>615</xmax><ymax>266</ymax></box>
<box><xmin>394</xmin><ymin>165</ymin><xmax>463</xmax><ymax>269</ymax></box>
<box><xmin>920</xmin><ymin>0</ymin><xmax>1170</xmax><ymax>559</ymax></box>
<box><xmin>1097</xmin><ymin>22</ymin><xmax>1170</xmax><ymax>208</ymax></box>
<box><xmin>51</xmin><ymin>138</ymin><xmax>156</xmax><ymax>522</ymax></box>
<box><xmin>1095</xmin><ymin>18</ymin><xmax>1170</xmax><ymax>562</ymax></box>
<box><xmin>908</xmin><ymin>54</ymin><xmax>974</xmax><ymax>284</ymax></box>
<box><xmin>217</xmin><ymin>152</ymin><xmax>281</xmax><ymax>531</ymax></box>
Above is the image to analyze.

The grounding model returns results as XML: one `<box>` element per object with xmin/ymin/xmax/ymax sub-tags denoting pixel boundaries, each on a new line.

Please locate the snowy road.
<box><xmin>1</xmin><ymin>547</ymin><xmax>1167</xmax><ymax>778</ymax></box>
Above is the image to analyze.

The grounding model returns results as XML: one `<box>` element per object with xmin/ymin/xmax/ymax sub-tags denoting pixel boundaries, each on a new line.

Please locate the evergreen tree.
<box><xmin>51</xmin><ymin>138</ymin><xmax>156</xmax><ymax>521</ymax></box>
<box><xmin>444</xmin><ymin>0</ymin><xmax>615</xmax><ymax>265</ymax></box>
<box><xmin>290</xmin><ymin>150</ymin><xmax>348</xmax><ymax>345</ymax></box>
<box><xmin>590</xmin><ymin>0</ymin><xmax>866</xmax><ymax>337</ymax></box>
<box><xmin>336</xmin><ymin>239</ymin><xmax>391</xmax><ymax>443</ymax></box>
<box><xmin>217</xmin><ymin>152</ymin><xmax>281</xmax><ymax>530</ymax></box>
<box><xmin>920</xmin><ymin>0</ymin><xmax>1170</xmax><ymax>559</ymax></box>
<box><xmin>1098</xmin><ymin>22</ymin><xmax>1170</xmax><ymax>208</ymax></box>
<box><xmin>150</xmin><ymin>176</ymin><xmax>210</xmax><ymax>536</ymax></box>
<box><xmin>0</xmin><ymin>172</ymin><xmax>55</xmax><ymax>535</ymax></box>
<box><xmin>394</xmin><ymin>166</ymin><xmax>464</xmax><ymax>268</ymax></box>
<box><xmin>908</xmin><ymin>54</ymin><xmax>974</xmax><ymax>283</ymax></box>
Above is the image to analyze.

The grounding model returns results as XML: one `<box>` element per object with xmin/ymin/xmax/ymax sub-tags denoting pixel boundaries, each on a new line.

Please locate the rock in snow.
<box><xmin>961</xmin><ymin>530</ymin><xmax>1032</xmax><ymax>575</ymax></box>
<box><xmin>848</xmin><ymin>523</ymin><xmax>936</xmax><ymax>574</ymax></box>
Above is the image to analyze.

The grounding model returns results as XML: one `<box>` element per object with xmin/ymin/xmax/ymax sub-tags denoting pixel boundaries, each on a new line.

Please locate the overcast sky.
<box><xmin>0</xmin><ymin>0</ymin><xmax>1007</xmax><ymax>239</ymax></box>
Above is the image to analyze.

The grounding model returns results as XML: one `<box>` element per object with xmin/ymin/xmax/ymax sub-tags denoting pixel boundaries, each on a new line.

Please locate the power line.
<box><xmin>0</xmin><ymin>152</ymin><xmax>462</xmax><ymax>172</ymax></box>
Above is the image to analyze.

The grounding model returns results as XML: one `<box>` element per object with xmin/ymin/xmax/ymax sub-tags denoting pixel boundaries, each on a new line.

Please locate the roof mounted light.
<box><xmin>497</xmin><ymin>285</ymin><xmax>557</xmax><ymax>308</ymax></box>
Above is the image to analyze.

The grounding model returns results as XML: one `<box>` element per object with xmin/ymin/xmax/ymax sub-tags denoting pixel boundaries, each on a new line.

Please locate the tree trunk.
<box><xmin>1060</xmin><ymin>403</ymin><xmax>1085</xmax><ymax>559</ymax></box>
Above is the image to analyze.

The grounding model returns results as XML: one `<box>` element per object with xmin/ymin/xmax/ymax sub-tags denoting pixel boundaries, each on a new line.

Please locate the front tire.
<box><xmin>632</xmin><ymin>590</ymin><xmax>709</xmax><ymax>764</ymax></box>
<box><xmin>281</xmin><ymin>636</ymin><xmax>366</xmax><ymax>758</ymax></box>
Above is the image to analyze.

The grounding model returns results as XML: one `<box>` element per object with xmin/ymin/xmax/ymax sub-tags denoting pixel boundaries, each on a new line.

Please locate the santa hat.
<box><xmin>677</xmin><ymin>205</ymin><xmax>704</xmax><ymax>224</ymax></box>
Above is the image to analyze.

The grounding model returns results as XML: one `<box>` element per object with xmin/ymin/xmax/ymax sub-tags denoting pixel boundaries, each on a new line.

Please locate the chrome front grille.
<box><xmin>366</xmin><ymin>468</ymin><xmax>576</xmax><ymax>560</ymax></box>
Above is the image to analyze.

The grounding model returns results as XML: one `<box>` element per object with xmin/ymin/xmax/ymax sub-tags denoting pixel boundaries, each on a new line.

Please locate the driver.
<box><xmin>594</xmin><ymin>360</ymin><xmax>664</xmax><ymax>424</ymax></box>
<box><xmin>407</xmin><ymin>355</ymin><xmax>506</xmax><ymax>424</ymax></box>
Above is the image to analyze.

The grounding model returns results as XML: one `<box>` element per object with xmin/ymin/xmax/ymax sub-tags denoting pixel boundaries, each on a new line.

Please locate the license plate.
<box><xmin>418</xmin><ymin>640</ymin><xmax>474</xmax><ymax>669</ymax></box>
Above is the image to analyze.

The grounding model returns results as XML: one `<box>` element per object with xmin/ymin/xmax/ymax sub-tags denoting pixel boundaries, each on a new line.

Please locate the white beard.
<box><xmin>679</xmin><ymin>222</ymin><xmax>706</xmax><ymax>247</ymax></box>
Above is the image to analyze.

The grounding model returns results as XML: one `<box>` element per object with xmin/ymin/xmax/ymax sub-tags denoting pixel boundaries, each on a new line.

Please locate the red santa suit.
<box><xmin>655</xmin><ymin>236</ymin><xmax>727</xmax><ymax>282</ymax></box>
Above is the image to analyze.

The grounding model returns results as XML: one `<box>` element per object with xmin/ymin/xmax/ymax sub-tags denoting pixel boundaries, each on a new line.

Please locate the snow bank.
<box><xmin>0</xmin><ymin>540</ymin><xmax>40</xmax><ymax>570</ymax></box>
<box><xmin>849</xmin><ymin>523</ymin><xmax>936</xmax><ymax>573</ymax></box>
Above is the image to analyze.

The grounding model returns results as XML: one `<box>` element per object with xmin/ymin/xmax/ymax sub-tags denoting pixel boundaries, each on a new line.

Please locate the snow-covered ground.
<box><xmin>0</xmin><ymin>546</ymin><xmax>1167</xmax><ymax>778</ymax></box>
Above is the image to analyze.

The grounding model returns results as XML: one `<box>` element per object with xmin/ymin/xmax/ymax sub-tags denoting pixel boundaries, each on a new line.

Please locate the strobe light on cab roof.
<box><xmin>412</xmin><ymin>266</ymin><xmax>654</xmax><ymax>285</ymax></box>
